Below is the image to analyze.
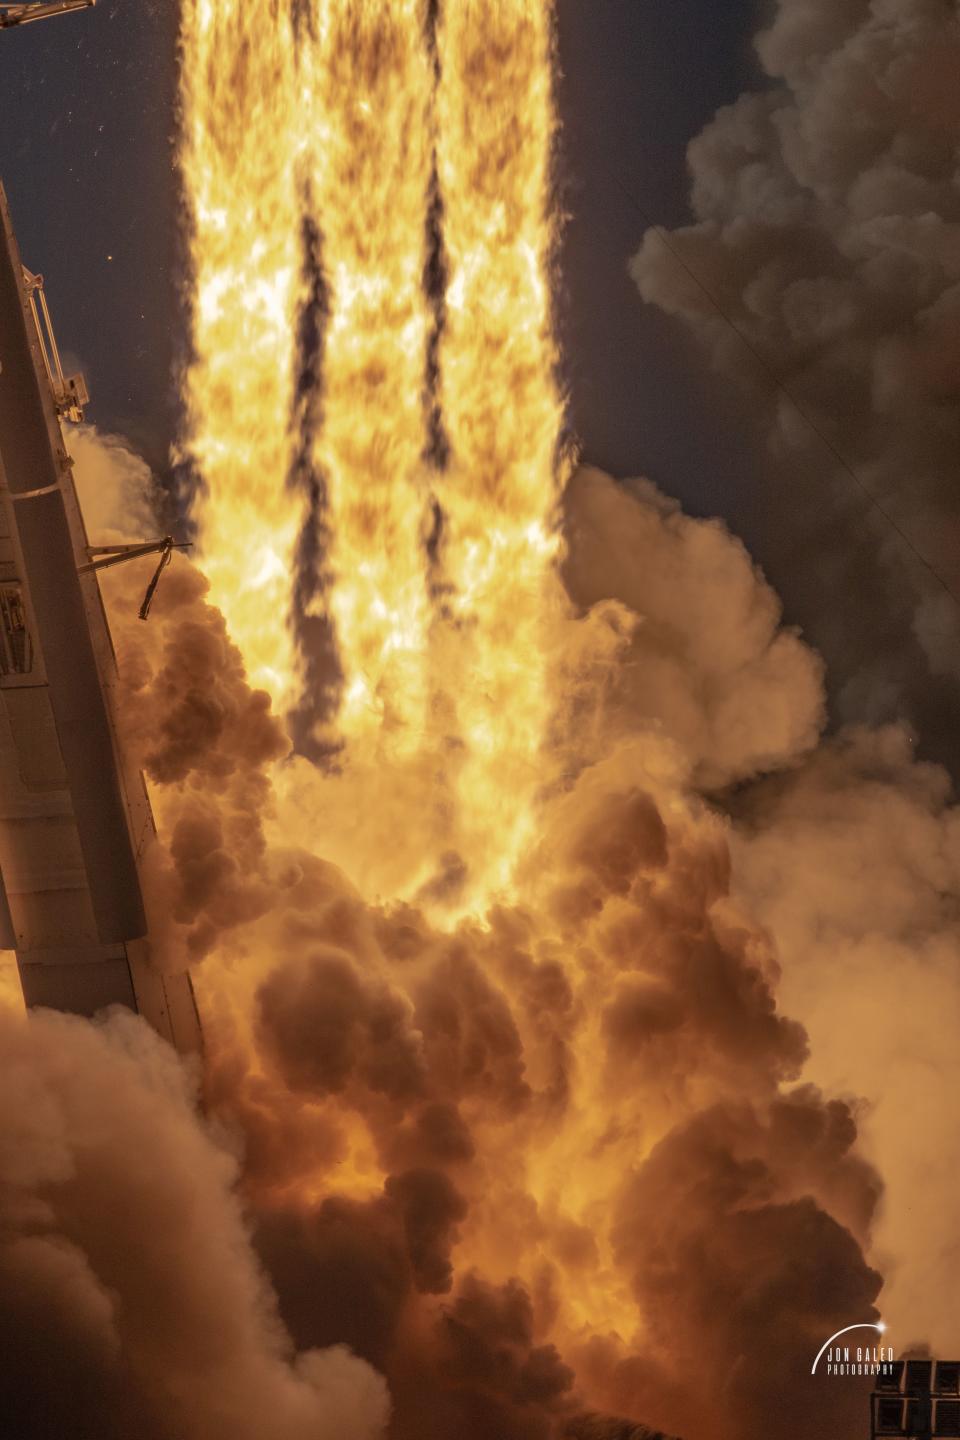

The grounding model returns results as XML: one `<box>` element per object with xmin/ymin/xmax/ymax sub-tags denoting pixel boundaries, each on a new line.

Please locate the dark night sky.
<box><xmin>3</xmin><ymin>1</ymin><xmax>956</xmax><ymax>769</ymax></box>
<box><xmin>557</xmin><ymin>0</ymin><xmax>761</xmax><ymax>503</ymax></box>
<box><xmin>0</xmin><ymin>0</ymin><xmax>180</xmax><ymax>465</ymax></box>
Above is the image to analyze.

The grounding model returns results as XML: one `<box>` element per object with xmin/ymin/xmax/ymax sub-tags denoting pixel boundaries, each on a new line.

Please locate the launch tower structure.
<box><xmin>0</xmin><ymin>2</ymin><xmax>96</xmax><ymax>30</ymax></box>
<box><xmin>0</xmin><ymin>181</ymin><xmax>202</xmax><ymax>1054</ymax></box>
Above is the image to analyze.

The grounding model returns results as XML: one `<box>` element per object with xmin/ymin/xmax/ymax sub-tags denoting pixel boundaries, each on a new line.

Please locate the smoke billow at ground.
<box><xmin>4</xmin><ymin>431</ymin><xmax>947</xmax><ymax>1440</ymax></box>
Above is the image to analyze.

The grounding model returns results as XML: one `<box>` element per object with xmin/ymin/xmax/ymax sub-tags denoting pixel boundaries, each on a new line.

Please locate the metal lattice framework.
<box><xmin>0</xmin><ymin>2</ymin><xmax>95</xmax><ymax>31</ymax></box>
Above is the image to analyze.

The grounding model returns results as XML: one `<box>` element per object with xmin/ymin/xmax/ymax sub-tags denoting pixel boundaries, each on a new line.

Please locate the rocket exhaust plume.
<box><xmin>305</xmin><ymin>0</ymin><xmax>435</xmax><ymax>762</ymax></box>
<box><xmin>168</xmin><ymin>2</ymin><xmax>887</xmax><ymax>1433</ymax></box>
<box><xmin>178</xmin><ymin>0</ymin><xmax>305</xmax><ymax>707</ymax></box>
<box><xmin>430</xmin><ymin>0</ymin><xmax>569</xmax><ymax>907</ymax></box>
<box><xmin>183</xmin><ymin>0</ymin><xmax>570</xmax><ymax>916</ymax></box>
<box><xmin>15</xmin><ymin>0</ymin><xmax>960</xmax><ymax>1436</ymax></box>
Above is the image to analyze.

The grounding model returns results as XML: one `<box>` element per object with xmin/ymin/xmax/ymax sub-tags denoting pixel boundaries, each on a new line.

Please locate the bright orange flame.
<box><xmin>431</xmin><ymin>0</ymin><xmax>569</xmax><ymax>908</ymax></box>
<box><xmin>304</xmin><ymin>0</ymin><xmax>435</xmax><ymax>760</ymax></box>
<box><xmin>179</xmin><ymin>0</ymin><xmax>567</xmax><ymax>917</ymax></box>
<box><xmin>179</xmin><ymin>0</ymin><xmax>306</xmax><ymax>708</ymax></box>
<box><xmin>174</xmin><ymin>0</ymin><xmax>660</xmax><ymax>1379</ymax></box>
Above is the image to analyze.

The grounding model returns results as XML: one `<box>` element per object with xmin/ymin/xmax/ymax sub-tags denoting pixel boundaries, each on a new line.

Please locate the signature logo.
<box><xmin>812</xmin><ymin>1321</ymin><xmax>895</xmax><ymax>1377</ymax></box>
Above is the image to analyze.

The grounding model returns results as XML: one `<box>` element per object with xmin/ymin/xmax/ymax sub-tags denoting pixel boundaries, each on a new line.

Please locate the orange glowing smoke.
<box><xmin>179</xmin><ymin>0</ymin><xmax>306</xmax><ymax>708</ymax></box>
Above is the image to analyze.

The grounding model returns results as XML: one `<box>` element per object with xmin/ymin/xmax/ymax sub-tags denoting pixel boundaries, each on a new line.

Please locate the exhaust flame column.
<box><xmin>179</xmin><ymin>0</ymin><xmax>305</xmax><ymax>709</ymax></box>
<box><xmin>306</xmin><ymin>0</ymin><xmax>435</xmax><ymax>757</ymax></box>
<box><xmin>432</xmin><ymin>0</ymin><xmax>568</xmax><ymax>904</ymax></box>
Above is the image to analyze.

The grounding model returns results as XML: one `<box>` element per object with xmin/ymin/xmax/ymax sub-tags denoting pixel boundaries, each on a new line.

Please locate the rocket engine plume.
<box><xmin>429</xmin><ymin>0</ymin><xmax>570</xmax><ymax>906</ymax></box>
<box><xmin>179</xmin><ymin>0</ymin><xmax>305</xmax><ymax>709</ymax></box>
<box><xmin>304</xmin><ymin>0</ymin><xmax>435</xmax><ymax>761</ymax></box>
<box><xmin>181</xmin><ymin>0</ymin><xmax>569</xmax><ymax>917</ymax></box>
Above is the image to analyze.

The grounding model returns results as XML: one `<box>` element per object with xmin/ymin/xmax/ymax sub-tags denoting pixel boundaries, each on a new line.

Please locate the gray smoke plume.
<box><xmin>630</xmin><ymin>0</ymin><xmax>960</xmax><ymax>762</ymax></box>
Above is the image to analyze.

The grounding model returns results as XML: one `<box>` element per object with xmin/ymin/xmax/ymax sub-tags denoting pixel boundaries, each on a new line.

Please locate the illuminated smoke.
<box><xmin>15</xmin><ymin>1</ymin><xmax>960</xmax><ymax>1436</ymax></box>
<box><xmin>74</xmin><ymin>430</ymin><xmax>887</xmax><ymax>1440</ymax></box>
<box><xmin>628</xmin><ymin>0</ymin><xmax>960</xmax><ymax>1362</ymax></box>
<box><xmin>562</xmin><ymin>467</ymin><xmax>825</xmax><ymax>790</ymax></box>
<box><xmin>731</xmin><ymin>725</ymin><xmax>960</xmax><ymax>1356</ymax></box>
<box><xmin>0</xmin><ymin>1003</ymin><xmax>388</xmax><ymax>1440</ymax></box>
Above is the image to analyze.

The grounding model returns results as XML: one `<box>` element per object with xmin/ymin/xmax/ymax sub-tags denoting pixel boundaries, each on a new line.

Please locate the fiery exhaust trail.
<box><xmin>433</xmin><ymin>0</ymin><xmax>568</xmax><ymax>904</ymax></box>
<box><xmin>179</xmin><ymin>0</ymin><xmax>566</xmax><ymax>911</ymax></box>
<box><xmin>305</xmin><ymin>0</ymin><xmax>435</xmax><ymax>757</ymax></box>
<box><xmin>179</xmin><ymin>0</ymin><xmax>305</xmax><ymax>708</ymax></box>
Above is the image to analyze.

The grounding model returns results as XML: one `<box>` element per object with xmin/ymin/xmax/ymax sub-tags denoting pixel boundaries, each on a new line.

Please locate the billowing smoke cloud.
<box><xmin>730</xmin><ymin>724</ymin><xmax>960</xmax><ymax>1354</ymax></box>
<box><xmin>68</xmin><ymin>431</ymin><xmax>291</xmax><ymax>970</ymax></box>
<box><xmin>47</xmin><ymin>430</ymin><xmax>915</xmax><ymax>1439</ymax></box>
<box><xmin>110</xmin><ymin>556</ymin><xmax>289</xmax><ymax>967</ymax></box>
<box><xmin>67</xmin><ymin>424</ymin><xmax>161</xmax><ymax>541</ymax></box>
<box><xmin>0</xmin><ymin>1002</ymin><xmax>388</xmax><ymax>1440</ymax></box>
<box><xmin>630</xmin><ymin>0</ymin><xmax>960</xmax><ymax>755</ymax></box>
<box><xmin>49</xmin><ymin>7</ymin><xmax>945</xmax><ymax>1436</ymax></box>
<box><xmin>562</xmin><ymin>466</ymin><xmax>825</xmax><ymax>788</ymax></box>
<box><xmin>624</xmin><ymin>0</ymin><xmax>960</xmax><ymax>1367</ymax></box>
